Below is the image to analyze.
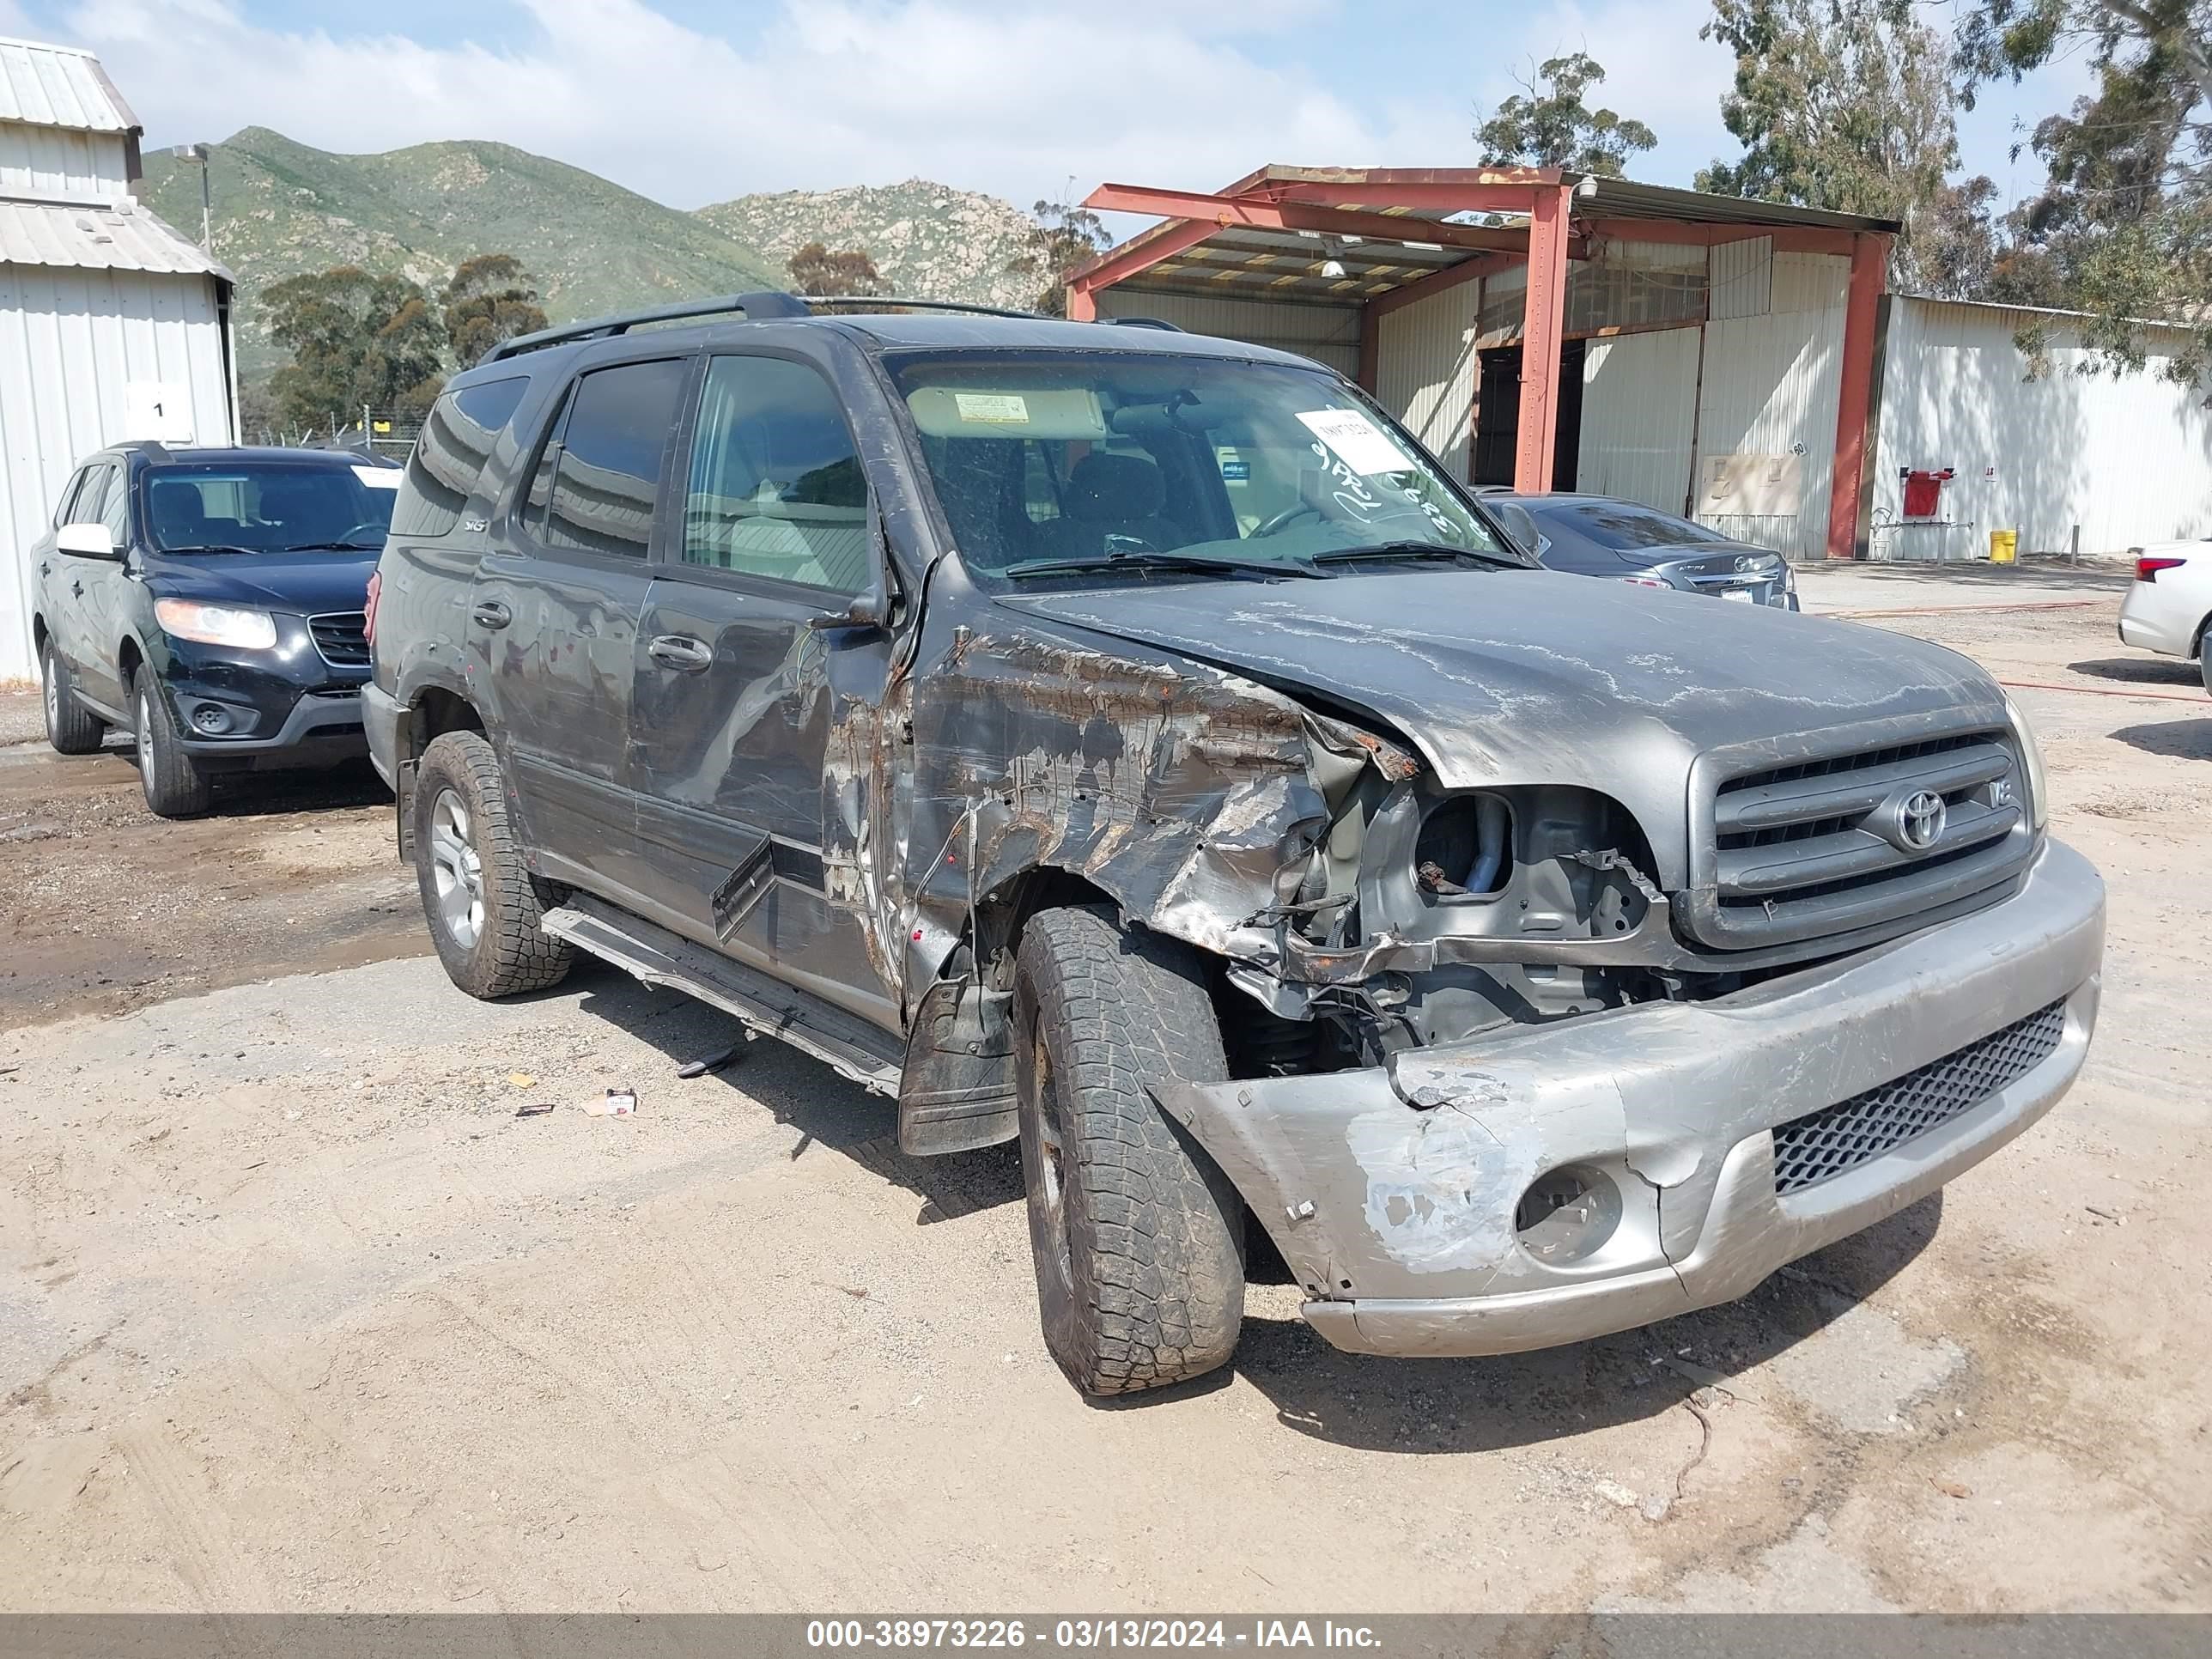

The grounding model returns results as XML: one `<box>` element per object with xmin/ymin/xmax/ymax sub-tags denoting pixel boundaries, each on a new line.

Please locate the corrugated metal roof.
<box><xmin>0</xmin><ymin>36</ymin><xmax>137</xmax><ymax>132</ymax></box>
<box><xmin>0</xmin><ymin>198</ymin><xmax>226</xmax><ymax>276</ymax></box>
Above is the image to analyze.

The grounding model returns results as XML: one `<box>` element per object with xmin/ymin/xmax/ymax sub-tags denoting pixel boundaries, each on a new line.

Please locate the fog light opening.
<box><xmin>1515</xmin><ymin>1165</ymin><xmax>1622</xmax><ymax>1264</ymax></box>
<box><xmin>190</xmin><ymin>703</ymin><xmax>234</xmax><ymax>735</ymax></box>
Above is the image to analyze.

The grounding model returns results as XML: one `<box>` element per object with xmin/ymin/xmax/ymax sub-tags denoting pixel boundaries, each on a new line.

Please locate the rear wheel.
<box><xmin>132</xmin><ymin>667</ymin><xmax>212</xmax><ymax>817</ymax></box>
<box><xmin>2200</xmin><ymin>627</ymin><xmax>2212</xmax><ymax>698</ymax></box>
<box><xmin>412</xmin><ymin>730</ymin><xmax>573</xmax><ymax>999</ymax></box>
<box><xmin>40</xmin><ymin>640</ymin><xmax>104</xmax><ymax>756</ymax></box>
<box><xmin>1012</xmin><ymin>904</ymin><xmax>1245</xmax><ymax>1396</ymax></box>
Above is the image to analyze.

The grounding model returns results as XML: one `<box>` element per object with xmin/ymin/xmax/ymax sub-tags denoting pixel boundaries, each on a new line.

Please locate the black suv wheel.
<box><xmin>412</xmin><ymin>730</ymin><xmax>574</xmax><ymax>999</ymax></box>
<box><xmin>40</xmin><ymin>639</ymin><xmax>105</xmax><ymax>755</ymax></box>
<box><xmin>1012</xmin><ymin>905</ymin><xmax>1245</xmax><ymax>1395</ymax></box>
<box><xmin>132</xmin><ymin>667</ymin><xmax>213</xmax><ymax>817</ymax></box>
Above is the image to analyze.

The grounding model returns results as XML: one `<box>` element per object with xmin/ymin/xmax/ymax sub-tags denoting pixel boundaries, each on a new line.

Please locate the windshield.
<box><xmin>1539</xmin><ymin>500</ymin><xmax>1732</xmax><ymax>551</ymax></box>
<box><xmin>143</xmin><ymin>463</ymin><xmax>398</xmax><ymax>554</ymax></box>
<box><xmin>884</xmin><ymin>352</ymin><xmax>1519</xmax><ymax>582</ymax></box>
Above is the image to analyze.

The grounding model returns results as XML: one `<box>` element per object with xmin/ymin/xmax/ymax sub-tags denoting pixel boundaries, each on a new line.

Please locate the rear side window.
<box><xmin>528</xmin><ymin>359</ymin><xmax>689</xmax><ymax>560</ymax></box>
<box><xmin>392</xmin><ymin>377</ymin><xmax>530</xmax><ymax>538</ymax></box>
<box><xmin>53</xmin><ymin>465</ymin><xmax>94</xmax><ymax>527</ymax></box>
<box><xmin>681</xmin><ymin>356</ymin><xmax>870</xmax><ymax>592</ymax></box>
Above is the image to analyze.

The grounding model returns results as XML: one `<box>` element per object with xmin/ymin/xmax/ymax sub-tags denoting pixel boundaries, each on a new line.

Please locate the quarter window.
<box><xmin>392</xmin><ymin>376</ymin><xmax>530</xmax><ymax>538</ymax></box>
<box><xmin>534</xmin><ymin>359</ymin><xmax>689</xmax><ymax>560</ymax></box>
<box><xmin>96</xmin><ymin>466</ymin><xmax>131</xmax><ymax>544</ymax></box>
<box><xmin>682</xmin><ymin>356</ymin><xmax>870</xmax><ymax>592</ymax></box>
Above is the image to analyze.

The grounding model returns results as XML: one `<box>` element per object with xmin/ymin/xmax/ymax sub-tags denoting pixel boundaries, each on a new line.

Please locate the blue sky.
<box><xmin>7</xmin><ymin>0</ymin><xmax>2093</xmax><ymax>220</ymax></box>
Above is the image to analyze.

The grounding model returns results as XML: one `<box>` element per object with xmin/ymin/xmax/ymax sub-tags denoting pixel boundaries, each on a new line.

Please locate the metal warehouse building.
<box><xmin>1071</xmin><ymin>166</ymin><xmax>2212</xmax><ymax>562</ymax></box>
<box><xmin>0</xmin><ymin>35</ymin><xmax>235</xmax><ymax>683</ymax></box>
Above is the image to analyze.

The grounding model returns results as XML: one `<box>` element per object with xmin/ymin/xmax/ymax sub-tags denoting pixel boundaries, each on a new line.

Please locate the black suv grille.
<box><xmin>1686</xmin><ymin>728</ymin><xmax>2032</xmax><ymax>949</ymax></box>
<box><xmin>1771</xmin><ymin>999</ymin><xmax>2067</xmax><ymax>1194</ymax></box>
<box><xmin>309</xmin><ymin>611</ymin><xmax>369</xmax><ymax>666</ymax></box>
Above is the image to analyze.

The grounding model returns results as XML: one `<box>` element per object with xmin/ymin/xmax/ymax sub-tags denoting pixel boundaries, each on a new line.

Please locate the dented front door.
<box><xmin>625</xmin><ymin>351</ymin><xmax>899</xmax><ymax>1030</ymax></box>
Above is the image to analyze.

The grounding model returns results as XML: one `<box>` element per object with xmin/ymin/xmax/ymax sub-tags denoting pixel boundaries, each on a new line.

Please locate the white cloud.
<box><xmin>58</xmin><ymin>0</ymin><xmax>1465</xmax><ymax>211</ymax></box>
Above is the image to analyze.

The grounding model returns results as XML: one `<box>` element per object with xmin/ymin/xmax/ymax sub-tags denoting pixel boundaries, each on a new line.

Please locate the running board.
<box><xmin>540</xmin><ymin>896</ymin><xmax>904</xmax><ymax>1096</ymax></box>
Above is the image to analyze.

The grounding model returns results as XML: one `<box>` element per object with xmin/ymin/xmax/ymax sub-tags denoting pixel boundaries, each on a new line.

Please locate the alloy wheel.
<box><xmin>428</xmin><ymin>788</ymin><xmax>486</xmax><ymax>949</ymax></box>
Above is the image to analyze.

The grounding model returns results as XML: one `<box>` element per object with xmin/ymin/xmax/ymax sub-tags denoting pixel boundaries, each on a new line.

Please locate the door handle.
<box><xmin>647</xmin><ymin>634</ymin><xmax>714</xmax><ymax>672</ymax></box>
<box><xmin>471</xmin><ymin>601</ymin><xmax>512</xmax><ymax>629</ymax></box>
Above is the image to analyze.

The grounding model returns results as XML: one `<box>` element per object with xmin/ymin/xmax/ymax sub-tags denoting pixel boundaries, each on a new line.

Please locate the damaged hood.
<box><xmin>998</xmin><ymin>568</ymin><xmax>2008</xmax><ymax>878</ymax></box>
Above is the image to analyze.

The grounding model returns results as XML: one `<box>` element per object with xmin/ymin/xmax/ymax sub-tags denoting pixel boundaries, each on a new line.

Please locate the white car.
<box><xmin>2117</xmin><ymin>541</ymin><xmax>2212</xmax><ymax>695</ymax></box>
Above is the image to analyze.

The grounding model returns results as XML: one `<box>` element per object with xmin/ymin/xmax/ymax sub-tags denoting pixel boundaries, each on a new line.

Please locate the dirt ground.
<box><xmin>3</xmin><ymin>562</ymin><xmax>2208</xmax><ymax>1614</ymax></box>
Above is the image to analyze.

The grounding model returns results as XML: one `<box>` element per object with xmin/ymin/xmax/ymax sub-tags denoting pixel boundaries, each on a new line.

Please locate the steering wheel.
<box><xmin>338</xmin><ymin>520</ymin><xmax>389</xmax><ymax>545</ymax></box>
<box><xmin>1249</xmin><ymin>502</ymin><xmax>1327</xmax><ymax>538</ymax></box>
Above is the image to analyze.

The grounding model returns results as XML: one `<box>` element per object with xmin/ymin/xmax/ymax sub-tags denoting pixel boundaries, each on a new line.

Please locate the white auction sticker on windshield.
<box><xmin>1297</xmin><ymin>408</ymin><xmax>1413</xmax><ymax>475</ymax></box>
<box><xmin>952</xmin><ymin>392</ymin><xmax>1030</xmax><ymax>425</ymax></box>
<box><xmin>352</xmin><ymin>465</ymin><xmax>402</xmax><ymax>489</ymax></box>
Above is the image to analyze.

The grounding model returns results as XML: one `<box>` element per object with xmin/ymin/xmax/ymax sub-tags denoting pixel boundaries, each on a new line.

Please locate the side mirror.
<box><xmin>808</xmin><ymin>494</ymin><xmax>897</xmax><ymax>635</ymax></box>
<box><xmin>807</xmin><ymin>577</ymin><xmax>890</xmax><ymax>634</ymax></box>
<box><xmin>1492</xmin><ymin>502</ymin><xmax>1540</xmax><ymax>560</ymax></box>
<box><xmin>55</xmin><ymin>521</ymin><xmax>118</xmax><ymax>558</ymax></box>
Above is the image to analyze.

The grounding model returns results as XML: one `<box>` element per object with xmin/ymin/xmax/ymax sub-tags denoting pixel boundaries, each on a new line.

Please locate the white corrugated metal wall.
<box><xmin>1691</xmin><ymin>249</ymin><xmax>1848</xmax><ymax>557</ymax></box>
<box><xmin>1577</xmin><ymin>326</ymin><xmax>1702</xmax><ymax>511</ymax></box>
<box><xmin>0</xmin><ymin>264</ymin><xmax>234</xmax><ymax>678</ymax></box>
<box><xmin>1875</xmin><ymin>297</ymin><xmax>2212</xmax><ymax>558</ymax></box>
<box><xmin>1094</xmin><ymin>288</ymin><xmax>1362</xmax><ymax>379</ymax></box>
<box><xmin>1375</xmin><ymin>282</ymin><xmax>1477</xmax><ymax>477</ymax></box>
<box><xmin>0</xmin><ymin>119</ymin><xmax>131</xmax><ymax>198</ymax></box>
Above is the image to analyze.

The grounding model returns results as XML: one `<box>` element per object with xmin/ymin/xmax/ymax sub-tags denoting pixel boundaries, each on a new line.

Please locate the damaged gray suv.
<box><xmin>365</xmin><ymin>293</ymin><xmax>2105</xmax><ymax>1395</ymax></box>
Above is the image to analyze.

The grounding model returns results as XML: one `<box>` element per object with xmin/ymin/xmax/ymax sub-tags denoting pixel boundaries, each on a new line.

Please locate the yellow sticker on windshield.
<box><xmin>952</xmin><ymin>392</ymin><xmax>1030</xmax><ymax>425</ymax></box>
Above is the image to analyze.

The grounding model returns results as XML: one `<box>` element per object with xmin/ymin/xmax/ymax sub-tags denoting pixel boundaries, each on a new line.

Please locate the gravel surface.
<box><xmin>2</xmin><ymin>569</ymin><xmax>2206</xmax><ymax>1614</ymax></box>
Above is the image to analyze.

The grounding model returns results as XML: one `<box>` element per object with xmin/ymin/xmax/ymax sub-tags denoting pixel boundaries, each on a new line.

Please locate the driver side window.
<box><xmin>682</xmin><ymin>356</ymin><xmax>870</xmax><ymax>593</ymax></box>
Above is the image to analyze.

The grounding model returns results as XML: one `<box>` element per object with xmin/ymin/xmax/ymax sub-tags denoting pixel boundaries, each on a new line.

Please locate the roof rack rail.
<box><xmin>1098</xmin><ymin>316</ymin><xmax>1185</xmax><ymax>331</ymax></box>
<box><xmin>482</xmin><ymin>290</ymin><xmax>811</xmax><ymax>362</ymax></box>
<box><xmin>803</xmin><ymin>295</ymin><xmax>1044</xmax><ymax>320</ymax></box>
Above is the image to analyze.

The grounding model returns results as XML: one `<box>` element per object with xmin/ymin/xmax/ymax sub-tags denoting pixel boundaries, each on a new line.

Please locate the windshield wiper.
<box><xmin>1310</xmin><ymin>540</ymin><xmax>1521</xmax><ymax>568</ymax></box>
<box><xmin>157</xmin><ymin>544</ymin><xmax>264</xmax><ymax>557</ymax></box>
<box><xmin>281</xmin><ymin>540</ymin><xmax>386</xmax><ymax>552</ymax></box>
<box><xmin>1002</xmin><ymin>550</ymin><xmax>1326</xmax><ymax>582</ymax></box>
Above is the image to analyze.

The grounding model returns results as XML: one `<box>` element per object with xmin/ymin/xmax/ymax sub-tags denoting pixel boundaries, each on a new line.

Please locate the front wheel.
<box><xmin>41</xmin><ymin>640</ymin><xmax>105</xmax><ymax>755</ymax></box>
<box><xmin>132</xmin><ymin>668</ymin><xmax>212</xmax><ymax>817</ymax></box>
<box><xmin>411</xmin><ymin>730</ymin><xmax>573</xmax><ymax>999</ymax></box>
<box><xmin>1012</xmin><ymin>905</ymin><xmax>1245</xmax><ymax>1396</ymax></box>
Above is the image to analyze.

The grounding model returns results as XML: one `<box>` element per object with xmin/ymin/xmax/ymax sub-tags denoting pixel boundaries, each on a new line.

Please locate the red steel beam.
<box><xmin>1066</xmin><ymin>216</ymin><xmax>1223</xmax><ymax>293</ymax></box>
<box><xmin>1368</xmin><ymin>252</ymin><xmax>1508</xmax><ymax>319</ymax></box>
<box><xmin>1826</xmin><ymin>232</ymin><xmax>1889</xmax><ymax>559</ymax></box>
<box><xmin>1514</xmin><ymin>184</ymin><xmax>1575</xmax><ymax>493</ymax></box>
<box><xmin>1084</xmin><ymin>183</ymin><xmax>1553</xmax><ymax>256</ymax></box>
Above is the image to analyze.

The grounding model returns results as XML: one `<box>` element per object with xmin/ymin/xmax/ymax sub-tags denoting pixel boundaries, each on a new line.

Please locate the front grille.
<box><xmin>309</xmin><ymin>611</ymin><xmax>369</xmax><ymax>666</ymax></box>
<box><xmin>1686</xmin><ymin>726</ymin><xmax>2032</xmax><ymax>948</ymax></box>
<box><xmin>1771</xmin><ymin>999</ymin><xmax>2068</xmax><ymax>1194</ymax></box>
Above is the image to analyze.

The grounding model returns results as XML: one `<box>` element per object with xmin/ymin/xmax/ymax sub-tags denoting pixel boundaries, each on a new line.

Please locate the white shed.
<box><xmin>1869</xmin><ymin>295</ymin><xmax>2212</xmax><ymax>561</ymax></box>
<box><xmin>0</xmin><ymin>34</ymin><xmax>234</xmax><ymax>682</ymax></box>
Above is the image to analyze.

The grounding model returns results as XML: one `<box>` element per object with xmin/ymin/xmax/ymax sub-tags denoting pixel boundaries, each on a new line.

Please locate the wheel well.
<box><xmin>407</xmin><ymin>686</ymin><xmax>484</xmax><ymax>762</ymax></box>
<box><xmin>117</xmin><ymin>635</ymin><xmax>143</xmax><ymax>689</ymax></box>
<box><xmin>2193</xmin><ymin>612</ymin><xmax>2211</xmax><ymax>661</ymax></box>
<box><xmin>972</xmin><ymin>866</ymin><xmax>1120</xmax><ymax>981</ymax></box>
<box><xmin>30</xmin><ymin>613</ymin><xmax>47</xmax><ymax>653</ymax></box>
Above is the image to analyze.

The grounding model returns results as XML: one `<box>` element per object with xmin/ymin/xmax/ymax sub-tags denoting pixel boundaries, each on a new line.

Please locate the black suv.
<box><xmin>368</xmin><ymin>292</ymin><xmax>2100</xmax><ymax>1399</ymax></box>
<box><xmin>33</xmin><ymin>444</ymin><xmax>399</xmax><ymax>815</ymax></box>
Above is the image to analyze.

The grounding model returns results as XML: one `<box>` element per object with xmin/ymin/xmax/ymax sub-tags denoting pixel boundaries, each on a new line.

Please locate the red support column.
<box><xmin>1065</xmin><ymin>280</ymin><xmax>1097</xmax><ymax>322</ymax></box>
<box><xmin>1826</xmin><ymin>233</ymin><xmax>1887</xmax><ymax>559</ymax></box>
<box><xmin>1513</xmin><ymin>184</ymin><xmax>1573</xmax><ymax>494</ymax></box>
<box><xmin>1357</xmin><ymin>303</ymin><xmax>1379</xmax><ymax>392</ymax></box>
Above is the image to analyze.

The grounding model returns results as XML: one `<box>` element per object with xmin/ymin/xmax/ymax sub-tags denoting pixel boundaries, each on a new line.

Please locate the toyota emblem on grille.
<box><xmin>1891</xmin><ymin>789</ymin><xmax>1948</xmax><ymax>852</ymax></box>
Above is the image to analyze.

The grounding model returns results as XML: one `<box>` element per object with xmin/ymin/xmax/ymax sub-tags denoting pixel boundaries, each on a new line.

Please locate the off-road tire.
<box><xmin>131</xmin><ymin>666</ymin><xmax>213</xmax><ymax>817</ymax></box>
<box><xmin>41</xmin><ymin>639</ymin><xmax>104</xmax><ymax>756</ymax></box>
<box><xmin>1012</xmin><ymin>904</ymin><xmax>1245</xmax><ymax>1396</ymax></box>
<box><xmin>412</xmin><ymin>730</ymin><xmax>573</xmax><ymax>999</ymax></box>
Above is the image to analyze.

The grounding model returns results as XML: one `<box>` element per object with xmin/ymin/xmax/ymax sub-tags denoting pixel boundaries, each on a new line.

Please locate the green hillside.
<box><xmin>696</xmin><ymin>179</ymin><xmax>1043</xmax><ymax>311</ymax></box>
<box><xmin>137</xmin><ymin>128</ymin><xmax>786</xmax><ymax>377</ymax></box>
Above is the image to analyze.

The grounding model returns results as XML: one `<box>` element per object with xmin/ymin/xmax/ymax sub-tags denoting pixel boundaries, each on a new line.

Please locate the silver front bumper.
<box><xmin>1157</xmin><ymin>838</ymin><xmax>2104</xmax><ymax>1358</ymax></box>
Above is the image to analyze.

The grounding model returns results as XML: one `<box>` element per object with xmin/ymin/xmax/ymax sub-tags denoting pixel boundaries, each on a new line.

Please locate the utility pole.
<box><xmin>167</xmin><ymin>143</ymin><xmax>213</xmax><ymax>252</ymax></box>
